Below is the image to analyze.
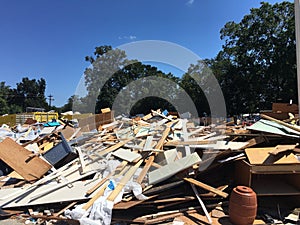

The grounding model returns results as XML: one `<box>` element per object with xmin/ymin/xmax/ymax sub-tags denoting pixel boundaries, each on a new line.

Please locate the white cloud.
<box><xmin>118</xmin><ymin>35</ymin><xmax>137</xmax><ymax>40</ymax></box>
<box><xmin>186</xmin><ymin>0</ymin><xmax>194</xmax><ymax>6</ymax></box>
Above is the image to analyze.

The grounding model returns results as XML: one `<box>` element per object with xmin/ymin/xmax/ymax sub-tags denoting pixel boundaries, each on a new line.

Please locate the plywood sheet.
<box><xmin>0</xmin><ymin>138</ymin><xmax>52</xmax><ymax>181</ymax></box>
<box><xmin>245</xmin><ymin>147</ymin><xmax>300</xmax><ymax>165</ymax></box>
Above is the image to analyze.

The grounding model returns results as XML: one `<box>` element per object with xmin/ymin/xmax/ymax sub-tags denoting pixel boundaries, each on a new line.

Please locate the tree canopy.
<box><xmin>80</xmin><ymin>46</ymin><xmax>181</xmax><ymax>115</ymax></box>
<box><xmin>212</xmin><ymin>1</ymin><xmax>296</xmax><ymax>114</ymax></box>
<box><xmin>0</xmin><ymin>78</ymin><xmax>48</xmax><ymax>115</ymax></box>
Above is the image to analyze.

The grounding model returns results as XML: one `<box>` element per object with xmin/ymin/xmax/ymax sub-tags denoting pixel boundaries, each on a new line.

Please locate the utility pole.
<box><xmin>48</xmin><ymin>94</ymin><xmax>54</xmax><ymax>108</ymax></box>
<box><xmin>295</xmin><ymin>0</ymin><xmax>300</xmax><ymax>118</ymax></box>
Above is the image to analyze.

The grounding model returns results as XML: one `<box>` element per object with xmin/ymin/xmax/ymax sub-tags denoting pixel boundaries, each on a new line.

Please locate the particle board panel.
<box><xmin>0</xmin><ymin>138</ymin><xmax>52</xmax><ymax>181</ymax></box>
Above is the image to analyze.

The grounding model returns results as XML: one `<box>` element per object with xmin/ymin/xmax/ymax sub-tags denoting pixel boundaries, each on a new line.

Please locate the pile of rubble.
<box><xmin>0</xmin><ymin>109</ymin><xmax>299</xmax><ymax>225</ymax></box>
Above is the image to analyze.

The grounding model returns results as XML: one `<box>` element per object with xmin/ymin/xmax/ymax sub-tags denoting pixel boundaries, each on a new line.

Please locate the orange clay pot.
<box><xmin>229</xmin><ymin>186</ymin><xmax>257</xmax><ymax>225</ymax></box>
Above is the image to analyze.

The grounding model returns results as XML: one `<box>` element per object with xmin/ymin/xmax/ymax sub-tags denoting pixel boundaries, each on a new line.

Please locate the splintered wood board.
<box><xmin>269</xmin><ymin>144</ymin><xmax>298</xmax><ymax>155</ymax></box>
<box><xmin>245</xmin><ymin>147</ymin><xmax>300</xmax><ymax>165</ymax></box>
<box><xmin>0</xmin><ymin>138</ymin><xmax>52</xmax><ymax>181</ymax></box>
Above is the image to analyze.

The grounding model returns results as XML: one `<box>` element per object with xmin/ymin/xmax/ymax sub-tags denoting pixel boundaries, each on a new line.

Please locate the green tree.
<box><xmin>83</xmin><ymin>46</ymin><xmax>180</xmax><ymax>115</ymax></box>
<box><xmin>83</xmin><ymin>46</ymin><xmax>129</xmax><ymax>113</ymax></box>
<box><xmin>215</xmin><ymin>1</ymin><xmax>296</xmax><ymax>113</ymax></box>
<box><xmin>0</xmin><ymin>82</ymin><xmax>11</xmax><ymax>114</ymax></box>
<box><xmin>61</xmin><ymin>95</ymin><xmax>87</xmax><ymax>113</ymax></box>
<box><xmin>14</xmin><ymin>77</ymin><xmax>48</xmax><ymax>111</ymax></box>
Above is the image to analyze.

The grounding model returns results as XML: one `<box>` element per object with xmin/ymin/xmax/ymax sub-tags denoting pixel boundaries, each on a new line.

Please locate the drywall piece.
<box><xmin>0</xmin><ymin>177</ymin><xmax>101</xmax><ymax>208</ymax></box>
<box><xmin>39</xmin><ymin>127</ymin><xmax>56</xmax><ymax>136</ymax></box>
<box><xmin>184</xmin><ymin>141</ymin><xmax>248</xmax><ymax>151</ymax></box>
<box><xmin>154</xmin><ymin>148</ymin><xmax>178</xmax><ymax>166</ymax></box>
<box><xmin>112</xmin><ymin>148</ymin><xmax>141</xmax><ymax>162</ymax></box>
<box><xmin>213</xmin><ymin>141</ymin><xmax>249</xmax><ymax>150</ymax></box>
<box><xmin>24</xmin><ymin>143</ymin><xmax>40</xmax><ymax>153</ymax></box>
<box><xmin>164</xmin><ymin>149</ymin><xmax>178</xmax><ymax>164</ymax></box>
<box><xmin>143</xmin><ymin>136</ymin><xmax>153</xmax><ymax>151</ymax></box>
<box><xmin>135</xmin><ymin>127</ymin><xmax>151</xmax><ymax>138</ymax></box>
<box><xmin>0</xmin><ymin>138</ymin><xmax>52</xmax><ymax>181</ymax></box>
<box><xmin>247</xmin><ymin>119</ymin><xmax>300</xmax><ymax>138</ymax></box>
<box><xmin>115</xmin><ymin>127</ymin><xmax>134</xmax><ymax>139</ymax></box>
<box><xmin>182</xmin><ymin>119</ymin><xmax>191</xmax><ymax>156</ymax></box>
<box><xmin>173</xmin><ymin>119</ymin><xmax>183</xmax><ymax>130</ymax></box>
<box><xmin>245</xmin><ymin>148</ymin><xmax>300</xmax><ymax>165</ymax></box>
<box><xmin>148</xmin><ymin>152</ymin><xmax>201</xmax><ymax>185</ymax></box>
<box><xmin>187</xmin><ymin>127</ymin><xmax>206</xmax><ymax>137</ymax></box>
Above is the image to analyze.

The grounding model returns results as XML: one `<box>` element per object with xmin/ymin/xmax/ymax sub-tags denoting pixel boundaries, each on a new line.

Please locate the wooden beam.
<box><xmin>107</xmin><ymin>159</ymin><xmax>144</xmax><ymax>202</ymax></box>
<box><xmin>184</xmin><ymin>178</ymin><xmax>228</xmax><ymax>198</ymax></box>
<box><xmin>97</xmin><ymin>138</ymin><xmax>133</xmax><ymax>157</ymax></box>
<box><xmin>261</xmin><ymin>114</ymin><xmax>300</xmax><ymax>133</ymax></box>
<box><xmin>136</xmin><ymin>122</ymin><xmax>175</xmax><ymax>184</ymax></box>
<box><xmin>82</xmin><ymin>180</ymin><xmax>109</xmax><ymax>210</ymax></box>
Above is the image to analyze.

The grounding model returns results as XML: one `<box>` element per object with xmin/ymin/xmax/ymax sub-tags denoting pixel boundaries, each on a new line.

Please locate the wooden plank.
<box><xmin>261</xmin><ymin>114</ymin><xmax>300</xmax><ymax>133</ymax></box>
<box><xmin>107</xmin><ymin>159</ymin><xmax>144</xmax><ymax>202</ymax></box>
<box><xmin>0</xmin><ymin>138</ymin><xmax>52</xmax><ymax>181</ymax></box>
<box><xmin>155</xmin><ymin>121</ymin><xmax>175</xmax><ymax>150</ymax></box>
<box><xmin>183</xmin><ymin>178</ymin><xmax>228</xmax><ymax>198</ymax></box>
<box><xmin>82</xmin><ymin>180</ymin><xmax>109</xmax><ymax>210</ymax></box>
<box><xmin>113</xmin><ymin>195</ymin><xmax>158</xmax><ymax>209</ymax></box>
<box><xmin>85</xmin><ymin>161</ymin><xmax>128</xmax><ymax>196</ymax></box>
<box><xmin>136</xmin><ymin>122</ymin><xmax>175</xmax><ymax>184</ymax></box>
<box><xmin>243</xmin><ymin>135</ymin><xmax>266</xmax><ymax>148</ymax></box>
<box><xmin>97</xmin><ymin>138</ymin><xmax>133</xmax><ymax>157</ymax></box>
<box><xmin>269</xmin><ymin>144</ymin><xmax>298</xmax><ymax>155</ymax></box>
<box><xmin>101</xmin><ymin>108</ymin><xmax>111</xmax><ymax>113</ymax></box>
<box><xmin>54</xmin><ymin>201</ymin><xmax>77</xmax><ymax>217</ymax></box>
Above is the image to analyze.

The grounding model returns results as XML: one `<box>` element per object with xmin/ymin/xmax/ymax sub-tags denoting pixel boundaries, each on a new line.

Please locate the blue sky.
<box><xmin>0</xmin><ymin>0</ymin><xmax>290</xmax><ymax>107</ymax></box>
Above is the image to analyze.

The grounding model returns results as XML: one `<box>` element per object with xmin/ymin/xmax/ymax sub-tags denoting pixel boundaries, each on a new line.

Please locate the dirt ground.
<box><xmin>0</xmin><ymin>219</ymin><xmax>25</xmax><ymax>225</ymax></box>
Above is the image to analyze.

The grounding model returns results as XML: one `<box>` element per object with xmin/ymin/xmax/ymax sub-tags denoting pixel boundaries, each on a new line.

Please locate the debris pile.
<box><xmin>0</xmin><ymin>109</ymin><xmax>299</xmax><ymax>225</ymax></box>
